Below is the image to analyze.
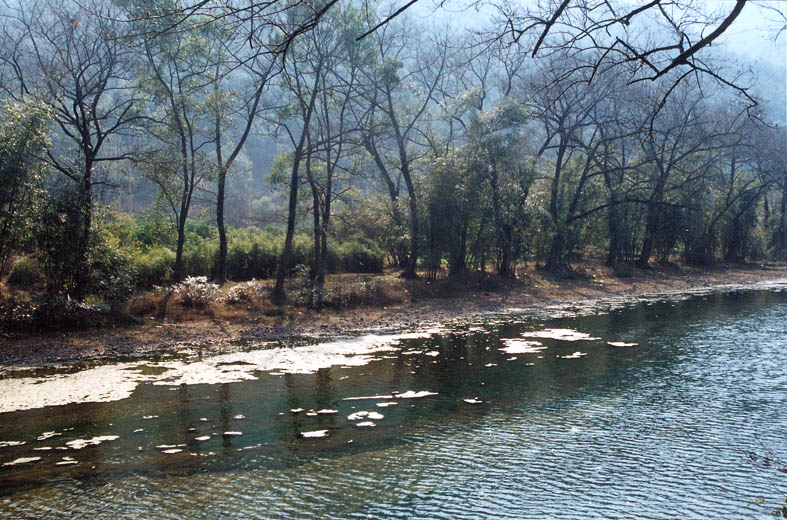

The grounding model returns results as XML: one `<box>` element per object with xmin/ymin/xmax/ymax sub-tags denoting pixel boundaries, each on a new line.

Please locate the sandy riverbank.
<box><xmin>1</xmin><ymin>262</ymin><xmax>785</xmax><ymax>368</ymax></box>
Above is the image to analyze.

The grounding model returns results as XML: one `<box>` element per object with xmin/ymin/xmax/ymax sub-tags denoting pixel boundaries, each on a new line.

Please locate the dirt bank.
<box><xmin>1</xmin><ymin>262</ymin><xmax>785</xmax><ymax>368</ymax></box>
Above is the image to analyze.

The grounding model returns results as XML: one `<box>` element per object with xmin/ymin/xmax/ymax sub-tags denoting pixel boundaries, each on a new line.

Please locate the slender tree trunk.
<box><xmin>272</xmin><ymin>151</ymin><xmax>303</xmax><ymax>305</ymax></box>
<box><xmin>544</xmin><ymin>139</ymin><xmax>566</xmax><ymax>272</ymax></box>
<box><xmin>272</xmin><ymin>62</ymin><xmax>322</xmax><ymax>305</ymax></box>
<box><xmin>778</xmin><ymin>180</ymin><xmax>787</xmax><ymax>253</ymax></box>
<box><xmin>73</xmin><ymin>164</ymin><xmax>93</xmax><ymax>300</ymax></box>
<box><xmin>174</xmin><ymin>211</ymin><xmax>187</xmax><ymax>282</ymax></box>
<box><xmin>215</xmin><ymin>114</ymin><xmax>228</xmax><ymax>284</ymax></box>
<box><xmin>638</xmin><ymin>164</ymin><xmax>667</xmax><ymax>269</ymax></box>
<box><xmin>385</xmin><ymin>89</ymin><xmax>418</xmax><ymax>279</ymax></box>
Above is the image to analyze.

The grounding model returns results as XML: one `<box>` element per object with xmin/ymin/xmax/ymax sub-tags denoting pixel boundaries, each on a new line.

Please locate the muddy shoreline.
<box><xmin>1</xmin><ymin>263</ymin><xmax>785</xmax><ymax>369</ymax></box>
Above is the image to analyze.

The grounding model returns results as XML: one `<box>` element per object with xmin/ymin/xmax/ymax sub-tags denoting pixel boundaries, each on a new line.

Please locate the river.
<box><xmin>1</xmin><ymin>282</ymin><xmax>786</xmax><ymax>518</ymax></box>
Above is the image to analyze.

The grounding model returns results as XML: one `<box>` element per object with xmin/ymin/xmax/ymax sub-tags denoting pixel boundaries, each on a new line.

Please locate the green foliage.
<box><xmin>34</xmin><ymin>188</ymin><xmax>91</xmax><ymax>296</ymax></box>
<box><xmin>6</xmin><ymin>257</ymin><xmax>43</xmax><ymax>290</ymax></box>
<box><xmin>0</xmin><ymin>100</ymin><xmax>50</xmax><ymax>269</ymax></box>
<box><xmin>85</xmin><ymin>230</ymin><xmax>136</xmax><ymax>309</ymax></box>
<box><xmin>133</xmin><ymin>247</ymin><xmax>176</xmax><ymax>288</ymax></box>
<box><xmin>334</xmin><ymin>240</ymin><xmax>385</xmax><ymax>273</ymax></box>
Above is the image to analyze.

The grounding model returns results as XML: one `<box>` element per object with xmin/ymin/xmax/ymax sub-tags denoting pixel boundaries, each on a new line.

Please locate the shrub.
<box><xmin>221</xmin><ymin>280</ymin><xmax>264</xmax><ymax>305</ymax></box>
<box><xmin>336</xmin><ymin>240</ymin><xmax>385</xmax><ymax>273</ymax></box>
<box><xmin>6</xmin><ymin>257</ymin><xmax>43</xmax><ymax>289</ymax></box>
<box><xmin>183</xmin><ymin>240</ymin><xmax>218</xmax><ymax>278</ymax></box>
<box><xmin>174</xmin><ymin>276</ymin><xmax>219</xmax><ymax>307</ymax></box>
<box><xmin>0</xmin><ymin>294</ymin><xmax>119</xmax><ymax>332</ymax></box>
<box><xmin>86</xmin><ymin>233</ymin><xmax>136</xmax><ymax>309</ymax></box>
<box><xmin>134</xmin><ymin>247</ymin><xmax>175</xmax><ymax>288</ymax></box>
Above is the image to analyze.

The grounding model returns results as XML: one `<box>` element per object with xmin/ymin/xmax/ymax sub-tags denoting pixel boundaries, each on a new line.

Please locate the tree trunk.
<box><xmin>215</xmin><ymin>112</ymin><xmax>228</xmax><ymax>284</ymax></box>
<box><xmin>272</xmin><ymin>62</ymin><xmax>322</xmax><ymax>305</ymax></box>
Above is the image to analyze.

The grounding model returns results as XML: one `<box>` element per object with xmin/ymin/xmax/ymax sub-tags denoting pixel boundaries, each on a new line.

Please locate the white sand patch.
<box><xmin>607</xmin><ymin>341</ymin><xmax>638</xmax><ymax>347</ymax></box>
<box><xmin>558</xmin><ymin>352</ymin><xmax>587</xmax><ymax>359</ymax></box>
<box><xmin>376</xmin><ymin>402</ymin><xmax>398</xmax><ymax>407</ymax></box>
<box><xmin>151</xmin><ymin>333</ymin><xmax>429</xmax><ymax>386</ymax></box>
<box><xmin>194</xmin><ymin>436</ymin><xmax>211</xmax><ymax>442</ymax></box>
<box><xmin>347</xmin><ymin>411</ymin><xmax>384</xmax><ymax>421</ymax></box>
<box><xmin>0</xmin><ymin>364</ymin><xmax>164</xmax><ymax>414</ymax></box>
<box><xmin>0</xmin><ymin>441</ymin><xmax>25</xmax><ymax>448</ymax></box>
<box><xmin>499</xmin><ymin>339</ymin><xmax>545</xmax><ymax>354</ymax></box>
<box><xmin>36</xmin><ymin>431</ymin><xmax>61</xmax><ymax>441</ymax></box>
<box><xmin>66</xmin><ymin>436</ymin><xmax>119</xmax><ymax>450</ymax></box>
<box><xmin>3</xmin><ymin>457</ymin><xmax>41</xmax><ymax>466</ymax></box>
<box><xmin>300</xmin><ymin>430</ymin><xmax>328</xmax><ymax>438</ymax></box>
<box><xmin>523</xmin><ymin>328</ymin><xmax>601</xmax><ymax>341</ymax></box>
<box><xmin>463</xmin><ymin>398</ymin><xmax>483</xmax><ymax>404</ymax></box>
<box><xmin>0</xmin><ymin>327</ymin><xmax>454</xmax><ymax>413</ymax></box>
<box><xmin>395</xmin><ymin>390</ymin><xmax>438</xmax><ymax>399</ymax></box>
<box><xmin>317</xmin><ymin>409</ymin><xmax>338</xmax><ymax>415</ymax></box>
<box><xmin>343</xmin><ymin>395</ymin><xmax>395</xmax><ymax>401</ymax></box>
<box><xmin>354</xmin><ymin>421</ymin><xmax>376</xmax><ymax>427</ymax></box>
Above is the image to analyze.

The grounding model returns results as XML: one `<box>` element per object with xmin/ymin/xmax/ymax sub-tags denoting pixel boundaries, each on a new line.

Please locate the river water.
<box><xmin>1</xmin><ymin>283</ymin><xmax>786</xmax><ymax>519</ymax></box>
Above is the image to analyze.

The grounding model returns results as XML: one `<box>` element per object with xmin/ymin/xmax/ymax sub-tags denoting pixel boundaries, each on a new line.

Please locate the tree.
<box><xmin>355</xmin><ymin>16</ymin><xmax>449</xmax><ymax>278</ymax></box>
<box><xmin>131</xmin><ymin>7</ymin><xmax>218</xmax><ymax>282</ymax></box>
<box><xmin>207</xmin><ymin>18</ymin><xmax>279</xmax><ymax>284</ymax></box>
<box><xmin>0</xmin><ymin>0</ymin><xmax>139</xmax><ymax>297</ymax></box>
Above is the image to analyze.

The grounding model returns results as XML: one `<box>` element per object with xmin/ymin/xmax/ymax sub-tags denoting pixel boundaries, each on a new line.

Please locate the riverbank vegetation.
<box><xmin>0</xmin><ymin>0</ymin><xmax>785</xmax><ymax>333</ymax></box>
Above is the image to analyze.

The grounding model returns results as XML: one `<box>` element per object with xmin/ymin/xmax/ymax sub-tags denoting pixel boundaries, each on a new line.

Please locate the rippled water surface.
<box><xmin>1</xmin><ymin>285</ymin><xmax>786</xmax><ymax>519</ymax></box>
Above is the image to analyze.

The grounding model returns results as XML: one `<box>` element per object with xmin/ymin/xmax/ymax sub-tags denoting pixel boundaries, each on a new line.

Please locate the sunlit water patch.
<box><xmin>1</xmin><ymin>284</ymin><xmax>786</xmax><ymax>518</ymax></box>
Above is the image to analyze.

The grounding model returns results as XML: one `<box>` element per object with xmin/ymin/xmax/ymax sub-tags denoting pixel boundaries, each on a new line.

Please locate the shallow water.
<box><xmin>1</xmin><ymin>284</ymin><xmax>786</xmax><ymax>518</ymax></box>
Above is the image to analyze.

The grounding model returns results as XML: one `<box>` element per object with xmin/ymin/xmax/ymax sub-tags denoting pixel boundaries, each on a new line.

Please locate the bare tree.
<box><xmin>355</xmin><ymin>16</ymin><xmax>448</xmax><ymax>278</ymax></box>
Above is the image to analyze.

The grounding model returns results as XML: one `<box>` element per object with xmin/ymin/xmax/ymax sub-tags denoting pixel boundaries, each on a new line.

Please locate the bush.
<box><xmin>86</xmin><ymin>233</ymin><xmax>136</xmax><ymax>309</ymax></box>
<box><xmin>174</xmin><ymin>276</ymin><xmax>219</xmax><ymax>307</ymax></box>
<box><xmin>134</xmin><ymin>247</ymin><xmax>175</xmax><ymax>288</ymax></box>
<box><xmin>183</xmin><ymin>240</ymin><xmax>218</xmax><ymax>278</ymax></box>
<box><xmin>6</xmin><ymin>257</ymin><xmax>43</xmax><ymax>289</ymax></box>
<box><xmin>336</xmin><ymin>240</ymin><xmax>385</xmax><ymax>273</ymax></box>
<box><xmin>227</xmin><ymin>231</ymin><xmax>278</xmax><ymax>280</ymax></box>
<box><xmin>221</xmin><ymin>280</ymin><xmax>264</xmax><ymax>305</ymax></box>
<box><xmin>0</xmin><ymin>294</ymin><xmax>119</xmax><ymax>332</ymax></box>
